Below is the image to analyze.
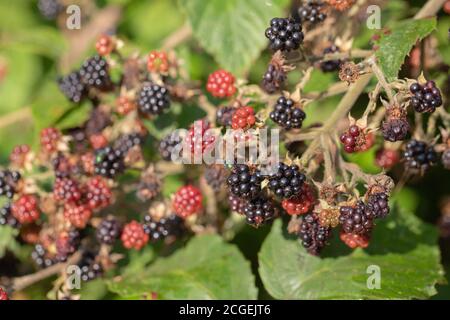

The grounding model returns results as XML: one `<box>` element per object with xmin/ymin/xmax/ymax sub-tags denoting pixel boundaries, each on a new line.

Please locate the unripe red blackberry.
<box><xmin>185</xmin><ymin>120</ymin><xmax>216</xmax><ymax>155</ymax></box>
<box><xmin>298</xmin><ymin>1</ymin><xmax>327</xmax><ymax>25</ymax></box>
<box><xmin>227</xmin><ymin>164</ymin><xmax>263</xmax><ymax>200</ymax></box>
<box><xmin>0</xmin><ymin>203</ymin><xmax>19</xmax><ymax>228</ymax></box>
<box><xmin>442</xmin><ymin>149</ymin><xmax>450</xmax><ymax>170</ymax></box>
<box><xmin>404</xmin><ymin>139</ymin><xmax>438</xmax><ymax>172</ymax></box>
<box><xmin>340</xmin><ymin>125</ymin><xmax>373</xmax><ymax>153</ymax></box>
<box><xmin>270</xmin><ymin>96</ymin><xmax>306</xmax><ymax>130</ymax></box>
<box><xmin>53</xmin><ymin>178</ymin><xmax>82</xmax><ymax>203</ymax></box>
<box><xmin>9</xmin><ymin>144</ymin><xmax>30</xmax><ymax>168</ymax></box>
<box><xmin>0</xmin><ymin>287</ymin><xmax>8</xmax><ymax>300</ymax></box>
<box><xmin>143</xmin><ymin>214</ymin><xmax>185</xmax><ymax>242</ymax></box>
<box><xmin>0</xmin><ymin>170</ymin><xmax>21</xmax><ymax>199</ymax></box>
<box><xmin>90</xmin><ymin>134</ymin><xmax>108</xmax><ymax>150</ymax></box>
<box><xmin>137</xmin><ymin>83</ymin><xmax>171</xmax><ymax>115</ymax></box>
<box><xmin>299</xmin><ymin>213</ymin><xmax>332</xmax><ymax>255</ymax></box>
<box><xmin>340</xmin><ymin>231</ymin><xmax>370</xmax><ymax>249</ymax></box>
<box><xmin>375</xmin><ymin>148</ymin><xmax>400</xmax><ymax>169</ymax></box>
<box><xmin>320</xmin><ymin>45</ymin><xmax>341</xmax><ymax>72</ymax></box>
<box><xmin>31</xmin><ymin>244</ymin><xmax>56</xmax><ymax>268</ymax></box>
<box><xmin>231</xmin><ymin>106</ymin><xmax>256</xmax><ymax>130</ymax></box>
<box><xmin>243</xmin><ymin>196</ymin><xmax>277</xmax><ymax>228</ymax></box>
<box><xmin>96</xmin><ymin>218</ymin><xmax>122</xmax><ymax>245</ymax></box>
<box><xmin>40</xmin><ymin>127</ymin><xmax>61</xmax><ymax>153</ymax></box>
<box><xmin>116</xmin><ymin>96</ymin><xmax>136</xmax><ymax>115</ymax></box>
<box><xmin>79</xmin><ymin>55</ymin><xmax>112</xmax><ymax>90</ymax></box>
<box><xmin>204</xmin><ymin>165</ymin><xmax>229</xmax><ymax>192</ymax></box>
<box><xmin>265</xmin><ymin>17</ymin><xmax>304</xmax><ymax>52</ymax></box>
<box><xmin>147</xmin><ymin>50</ymin><xmax>169</xmax><ymax>73</ymax></box>
<box><xmin>268</xmin><ymin>162</ymin><xmax>306</xmax><ymax>199</ymax></box>
<box><xmin>86</xmin><ymin>176</ymin><xmax>112</xmax><ymax>210</ymax></box>
<box><xmin>216</xmin><ymin>106</ymin><xmax>236</xmax><ymax>127</ymax></box>
<box><xmin>366</xmin><ymin>192</ymin><xmax>390</xmax><ymax>219</ymax></box>
<box><xmin>58</xmin><ymin>71</ymin><xmax>87</xmax><ymax>103</ymax></box>
<box><xmin>409</xmin><ymin>81</ymin><xmax>443</xmax><ymax>113</ymax></box>
<box><xmin>95</xmin><ymin>34</ymin><xmax>115</xmax><ymax>56</ymax></box>
<box><xmin>64</xmin><ymin>203</ymin><xmax>92</xmax><ymax>229</ymax></box>
<box><xmin>94</xmin><ymin>146</ymin><xmax>125</xmax><ymax>178</ymax></box>
<box><xmin>55</xmin><ymin>229</ymin><xmax>80</xmax><ymax>262</ymax></box>
<box><xmin>159</xmin><ymin>132</ymin><xmax>182</xmax><ymax>161</ymax></box>
<box><xmin>121</xmin><ymin>220</ymin><xmax>149</xmax><ymax>250</ymax></box>
<box><xmin>282</xmin><ymin>183</ymin><xmax>315</xmax><ymax>215</ymax></box>
<box><xmin>339</xmin><ymin>201</ymin><xmax>373</xmax><ymax>235</ymax></box>
<box><xmin>11</xmin><ymin>195</ymin><xmax>40</xmax><ymax>224</ymax></box>
<box><xmin>206</xmin><ymin>70</ymin><xmax>236</xmax><ymax>98</ymax></box>
<box><xmin>228</xmin><ymin>193</ymin><xmax>247</xmax><ymax>215</ymax></box>
<box><xmin>172</xmin><ymin>185</ymin><xmax>203</xmax><ymax>218</ymax></box>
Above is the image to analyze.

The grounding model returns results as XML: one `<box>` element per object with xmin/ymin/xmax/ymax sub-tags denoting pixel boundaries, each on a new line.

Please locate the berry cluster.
<box><xmin>137</xmin><ymin>83</ymin><xmax>171</xmax><ymax>116</ymax></box>
<box><xmin>268</xmin><ymin>162</ymin><xmax>305</xmax><ymax>199</ymax></box>
<box><xmin>410</xmin><ymin>81</ymin><xmax>443</xmax><ymax>113</ymax></box>
<box><xmin>58</xmin><ymin>71</ymin><xmax>87</xmax><ymax>103</ymax></box>
<box><xmin>40</xmin><ymin>127</ymin><xmax>61</xmax><ymax>154</ymax></box>
<box><xmin>227</xmin><ymin>165</ymin><xmax>263</xmax><ymax>199</ymax></box>
<box><xmin>297</xmin><ymin>1</ymin><xmax>327</xmax><ymax>25</ymax></box>
<box><xmin>94</xmin><ymin>146</ymin><xmax>125</xmax><ymax>178</ymax></box>
<box><xmin>243</xmin><ymin>196</ymin><xmax>277</xmax><ymax>228</ymax></box>
<box><xmin>404</xmin><ymin>139</ymin><xmax>438</xmax><ymax>172</ymax></box>
<box><xmin>339</xmin><ymin>201</ymin><xmax>373</xmax><ymax>235</ymax></box>
<box><xmin>159</xmin><ymin>132</ymin><xmax>182</xmax><ymax>161</ymax></box>
<box><xmin>11</xmin><ymin>195</ymin><xmax>40</xmax><ymax>224</ymax></box>
<box><xmin>206</xmin><ymin>70</ymin><xmax>236</xmax><ymax>98</ymax></box>
<box><xmin>366</xmin><ymin>193</ymin><xmax>390</xmax><ymax>219</ymax></box>
<box><xmin>299</xmin><ymin>213</ymin><xmax>332</xmax><ymax>255</ymax></box>
<box><xmin>265</xmin><ymin>17</ymin><xmax>304</xmax><ymax>52</ymax></box>
<box><xmin>121</xmin><ymin>220</ymin><xmax>149</xmax><ymax>250</ymax></box>
<box><xmin>53</xmin><ymin>178</ymin><xmax>82</xmax><ymax>203</ymax></box>
<box><xmin>231</xmin><ymin>106</ymin><xmax>256</xmax><ymax>130</ymax></box>
<box><xmin>270</xmin><ymin>96</ymin><xmax>306</xmax><ymax>130</ymax></box>
<box><xmin>172</xmin><ymin>185</ymin><xmax>203</xmax><ymax>218</ymax></box>
<box><xmin>79</xmin><ymin>55</ymin><xmax>112</xmax><ymax>90</ymax></box>
<box><xmin>340</xmin><ymin>125</ymin><xmax>373</xmax><ymax>153</ymax></box>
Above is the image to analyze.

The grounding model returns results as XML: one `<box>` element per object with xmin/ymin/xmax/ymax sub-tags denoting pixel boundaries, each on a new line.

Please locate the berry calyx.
<box><xmin>409</xmin><ymin>81</ymin><xmax>443</xmax><ymax>113</ymax></box>
<box><xmin>172</xmin><ymin>185</ymin><xmax>203</xmax><ymax>218</ymax></box>
<box><xmin>227</xmin><ymin>164</ymin><xmax>263</xmax><ymax>199</ymax></box>
<box><xmin>95</xmin><ymin>34</ymin><xmax>115</xmax><ymax>56</ymax></box>
<box><xmin>121</xmin><ymin>220</ymin><xmax>149</xmax><ymax>250</ymax></box>
<box><xmin>147</xmin><ymin>50</ymin><xmax>169</xmax><ymax>73</ymax></box>
<box><xmin>265</xmin><ymin>17</ymin><xmax>304</xmax><ymax>52</ymax></box>
<box><xmin>268</xmin><ymin>162</ymin><xmax>306</xmax><ymax>199</ymax></box>
<box><xmin>375</xmin><ymin>148</ymin><xmax>399</xmax><ymax>169</ymax></box>
<box><xmin>40</xmin><ymin>127</ymin><xmax>61</xmax><ymax>154</ymax></box>
<box><xmin>340</xmin><ymin>231</ymin><xmax>370</xmax><ymax>249</ymax></box>
<box><xmin>11</xmin><ymin>194</ymin><xmax>40</xmax><ymax>224</ymax></box>
<box><xmin>282</xmin><ymin>183</ymin><xmax>315</xmax><ymax>215</ymax></box>
<box><xmin>270</xmin><ymin>96</ymin><xmax>306</xmax><ymax>130</ymax></box>
<box><xmin>206</xmin><ymin>69</ymin><xmax>236</xmax><ymax>98</ymax></box>
<box><xmin>231</xmin><ymin>106</ymin><xmax>256</xmax><ymax>130</ymax></box>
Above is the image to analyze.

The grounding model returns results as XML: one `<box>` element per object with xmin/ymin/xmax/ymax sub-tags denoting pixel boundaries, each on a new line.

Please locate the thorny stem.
<box><xmin>370</xmin><ymin>60</ymin><xmax>395</xmax><ymax>102</ymax></box>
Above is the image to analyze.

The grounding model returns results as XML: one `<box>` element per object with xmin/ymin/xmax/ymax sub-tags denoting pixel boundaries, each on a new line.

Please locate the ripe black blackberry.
<box><xmin>159</xmin><ymin>132</ymin><xmax>182</xmax><ymax>161</ymax></box>
<box><xmin>270</xmin><ymin>96</ymin><xmax>306</xmax><ymax>130</ymax></box>
<box><xmin>339</xmin><ymin>201</ymin><xmax>373</xmax><ymax>235</ymax></box>
<box><xmin>114</xmin><ymin>133</ymin><xmax>144</xmax><ymax>155</ymax></box>
<box><xmin>382</xmin><ymin>118</ymin><xmax>409</xmax><ymax>142</ymax></box>
<box><xmin>38</xmin><ymin>0</ymin><xmax>62</xmax><ymax>20</ymax></box>
<box><xmin>227</xmin><ymin>165</ymin><xmax>263</xmax><ymax>199</ymax></box>
<box><xmin>94</xmin><ymin>146</ymin><xmax>125</xmax><ymax>178</ymax></box>
<box><xmin>96</xmin><ymin>218</ymin><xmax>122</xmax><ymax>245</ymax></box>
<box><xmin>137</xmin><ymin>83</ymin><xmax>170</xmax><ymax>115</ymax></box>
<box><xmin>243</xmin><ymin>196</ymin><xmax>277</xmax><ymax>228</ymax></box>
<box><xmin>204</xmin><ymin>165</ymin><xmax>229</xmax><ymax>192</ymax></box>
<box><xmin>298</xmin><ymin>1</ymin><xmax>327</xmax><ymax>24</ymax></box>
<box><xmin>31</xmin><ymin>244</ymin><xmax>56</xmax><ymax>269</ymax></box>
<box><xmin>78</xmin><ymin>251</ymin><xmax>103</xmax><ymax>282</ymax></box>
<box><xmin>265</xmin><ymin>17</ymin><xmax>304</xmax><ymax>52</ymax></box>
<box><xmin>320</xmin><ymin>45</ymin><xmax>341</xmax><ymax>72</ymax></box>
<box><xmin>366</xmin><ymin>193</ymin><xmax>390</xmax><ymax>219</ymax></box>
<box><xmin>143</xmin><ymin>214</ymin><xmax>185</xmax><ymax>241</ymax></box>
<box><xmin>0</xmin><ymin>170</ymin><xmax>21</xmax><ymax>199</ymax></box>
<box><xmin>56</xmin><ymin>229</ymin><xmax>81</xmax><ymax>262</ymax></box>
<box><xmin>216</xmin><ymin>106</ymin><xmax>235</xmax><ymax>127</ymax></box>
<box><xmin>228</xmin><ymin>194</ymin><xmax>247</xmax><ymax>215</ymax></box>
<box><xmin>79</xmin><ymin>55</ymin><xmax>112</xmax><ymax>90</ymax></box>
<box><xmin>262</xmin><ymin>63</ymin><xmax>287</xmax><ymax>94</ymax></box>
<box><xmin>299</xmin><ymin>213</ymin><xmax>332</xmax><ymax>255</ymax></box>
<box><xmin>58</xmin><ymin>71</ymin><xmax>87</xmax><ymax>103</ymax></box>
<box><xmin>442</xmin><ymin>149</ymin><xmax>450</xmax><ymax>170</ymax></box>
<box><xmin>404</xmin><ymin>139</ymin><xmax>438</xmax><ymax>172</ymax></box>
<box><xmin>409</xmin><ymin>81</ymin><xmax>443</xmax><ymax>113</ymax></box>
<box><xmin>268</xmin><ymin>162</ymin><xmax>305</xmax><ymax>199</ymax></box>
<box><xmin>0</xmin><ymin>203</ymin><xmax>19</xmax><ymax>228</ymax></box>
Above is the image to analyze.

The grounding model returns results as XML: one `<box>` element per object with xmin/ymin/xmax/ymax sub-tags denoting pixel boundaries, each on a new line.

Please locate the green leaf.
<box><xmin>0</xmin><ymin>225</ymin><xmax>21</xmax><ymax>258</ymax></box>
<box><xmin>376</xmin><ymin>18</ymin><xmax>436</xmax><ymax>82</ymax></box>
<box><xmin>179</xmin><ymin>0</ymin><xmax>289</xmax><ymax>75</ymax></box>
<box><xmin>258</xmin><ymin>207</ymin><xmax>445</xmax><ymax>300</ymax></box>
<box><xmin>108</xmin><ymin>235</ymin><xmax>258</xmax><ymax>299</ymax></box>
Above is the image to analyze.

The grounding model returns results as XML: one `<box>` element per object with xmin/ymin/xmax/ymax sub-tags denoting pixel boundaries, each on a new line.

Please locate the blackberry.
<box><xmin>262</xmin><ymin>63</ymin><xmax>287</xmax><ymax>93</ymax></box>
<box><xmin>136</xmin><ymin>167</ymin><xmax>162</xmax><ymax>202</ymax></box>
<box><xmin>38</xmin><ymin>0</ymin><xmax>62</xmax><ymax>20</ymax></box>
<box><xmin>143</xmin><ymin>214</ymin><xmax>184</xmax><ymax>241</ymax></box>
<box><xmin>442</xmin><ymin>149</ymin><xmax>450</xmax><ymax>170</ymax></box>
<box><xmin>320</xmin><ymin>45</ymin><xmax>341</xmax><ymax>72</ymax></box>
<box><xmin>382</xmin><ymin>118</ymin><xmax>410</xmax><ymax>142</ymax></box>
<box><xmin>58</xmin><ymin>71</ymin><xmax>87</xmax><ymax>103</ymax></box>
<box><xmin>53</xmin><ymin>178</ymin><xmax>82</xmax><ymax>203</ymax></box>
<box><xmin>339</xmin><ymin>201</ymin><xmax>373</xmax><ymax>235</ymax></box>
<box><xmin>227</xmin><ymin>165</ymin><xmax>263</xmax><ymax>200</ymax></box>
<box><xmin>159</xmin><ymin>132</ymin><xmax>182</xmax><ymax>161</ymax></box>
<box><xmin>299</xmin><ymin>213</ymin><xmax>332</xmax><ymax>255</ymax></box>
<box><xmin>268</xmin><ymin>162</ymin><xmax>306</xmax><ymax>199</ymax></box>
<box><xmin>404</xmin><ymin>139</ymin><xmax>438</xmax><ymax>172</ymax></box>
<box><xmin>270</xmin><ymin>96</ymin><xmax>306</xmax><ymax>130</ymax></box>
<box><xmin>265</xmin><ymin>17</ymin><xmax>304</xmax><ymax>52</ymax></box>
<box><xmin>0</xmin><ymin>203</ymin><xmax>19</xmax><ymax>228</ymax></box>
<box><xmin>243</xmin><ymin>196</ymin><xmax>277</xmax><ymax>228</ymax></box>
<box><xmin>0</xmin><ymin>170</ymin><xmax>21</xmax><ymax>199</ymax></box>
<box><xmin>78</xmin><ymin>251</ymin><xmax>103</xmax><ymax>282</ymax></box>
<box><xmin>204</xmin><ymin>165</ymin><xmax>229</xmax><ymax>192</ymax></box>
<box><xmin>55</xmin><ymin>229</ymin><xmax>81</xmax><ymax>262</ymax></box>
<box><xmin>114</xmin><ymin>133</ymin><xmax>144</xmax><ymax>155</ymax></box>
<box><xmin>94</xmin><ymin>146</ymin><xmax>125</xmax><ymax>178</ymax></box>
<box><xmin>96</xmin><ymin>218</ymin><xmax>122</xmax><ymax>245</ymax></box>
<box><xmin>137</xmin><ymin>83</ymin><xmax>170</xmax><ymax>116</ymax></box>
<box><xmin>31</xmin><ymin>244</ymin><xmax>56</xmax><ymax>269</ymax></box>
<box><xmin>409</xmin><ymin>81</ymin><xmax>443</xmax><ymax>113</ymax></box>
<box><xmin>366</xmin><ymin>192</ymin><xmax>390</xmax><ymax>219</ymax></box>
<box><xmin>79</xmin><ymin>55</ymin><xmax>112</xmax><ymax>90</ymax></box>
<box><xmin>216</xmin><ymin>106</ymin><xmax>235</xmax><ymax>127</ymax></box>
<box><xmin>298</xmin><ymin>1</ymin><xmax>327</xmax><ymax>24</ymax></box>
<box><xmin>86</xmin><ymin>177</ymin><xmax>112</xmax><ymax>210</ymax></box>
<box><xmin>85</xmin><ymin>108</ymin><xmax>112</xmax><ymax>137</ymax></box>
<box><xmin>228</xmin><ymin>194</ymin><xmax>247</xmax><ymax>215</ymax></box>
